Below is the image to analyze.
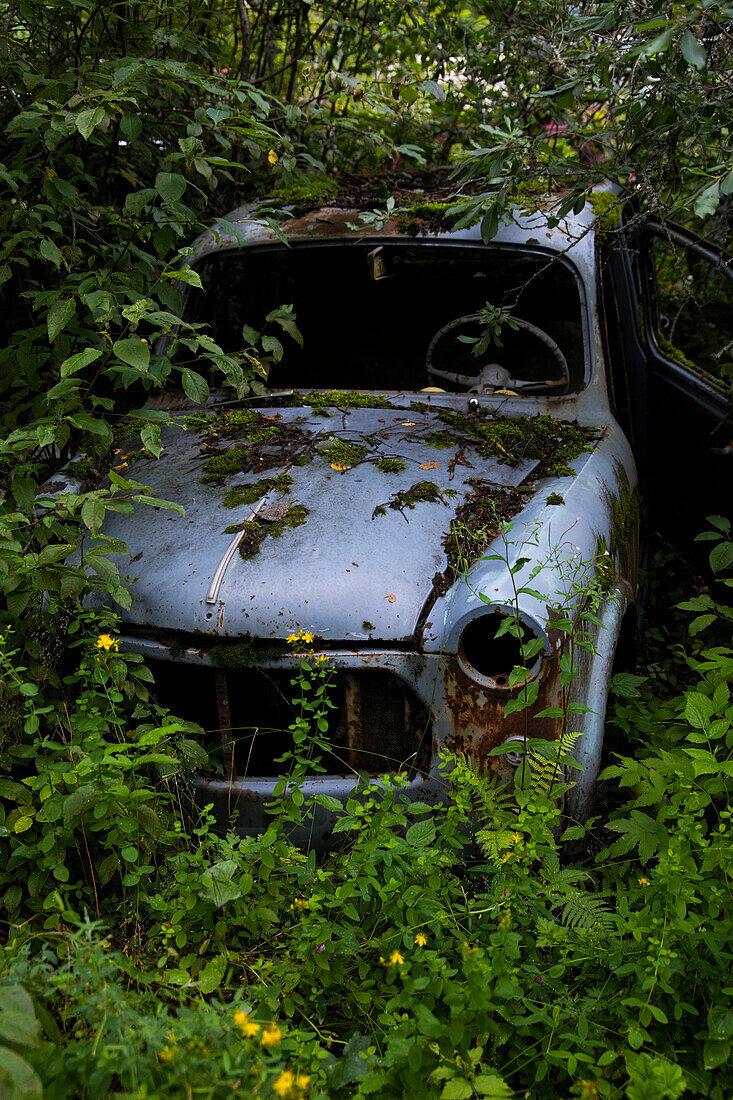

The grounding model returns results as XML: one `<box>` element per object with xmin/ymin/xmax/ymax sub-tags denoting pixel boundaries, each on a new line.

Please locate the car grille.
<box><xmin>147</xmin><ymin>659</ymin><xmax>432</xmax><ymax>780</ymax></box>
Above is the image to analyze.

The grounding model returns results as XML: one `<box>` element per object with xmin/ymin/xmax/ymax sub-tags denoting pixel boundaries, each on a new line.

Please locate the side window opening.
<box><xmin>645</xmin><ymin>227</ymin><xmax>733</xmax><ymax>391</ymax></box>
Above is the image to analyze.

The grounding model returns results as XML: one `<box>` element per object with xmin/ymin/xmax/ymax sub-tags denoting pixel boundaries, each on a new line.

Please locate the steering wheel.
<box><xmin>426</xmin><ymin>313</ymin><xmax>570</xmax><ymax>394</ymax></box>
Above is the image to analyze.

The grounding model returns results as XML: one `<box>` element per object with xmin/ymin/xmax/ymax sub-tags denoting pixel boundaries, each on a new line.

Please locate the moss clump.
<box><xmin>546</xmin><ymin>492</ymin><xmax>565</xmax><ymax>506</ymax></box>
<box><xmin>238</xmin><ymin>503</ymin><xmax>310</xmax><ymax>560</ymax></box>
<box><xmin>443</xmin><ymin>479</ymin><xmax>526</xmax><ymax>577</ymax></box>
<box><xmin>428</xmin><ymin>409</ymin><xmax>595</xmax><ymax>478</ymax></box>
<box><xmin>372</xmin><ymin>480</ymin><xmax>455</xmax><ymax>518</ymax></box>
<box><xmin>420</xmin><ymin>431</ymin><xmax>459</xmax><ymax>450</ymax></box>
<box><xmin>589</xmin><ymin>191</ymin><xmax>622</xmax><ymax>233</ymax></box>
<box><xmin>284</xmin><ymin>390</ymin><xmax>392</xmax><ymax>410</ymax></box>
<box><xmin>595</xmin><ymin>535</ymin><xmax>617</xmax><ymax>591</ymax></box>
<box><xmin>317</xmin><ymin>437</ymin><xmax>368</xmax><ymax>468</ymax></box>
<box><xmin>201</xmin><ymin>445</ymin><xmax>250</xmax><ymax>483</ymax></box>
<box><xmin>222</xmin><ymin>473</ymin><xmax>293</xmax><ymax>509</ymax></box>
<box><xmin>195</xmin><ymin>408</ymin><xmax>312</xmax><ymax>483</ymax></box>
<box><xmin>376</xmin><ymin>457</ymin><xmax>407</xmax><ymax>473</ymax></box>
<box><xmin>270</xmin><ymin>175</ymin><xmax>339</xmax><ymax>209</ymax></box>
<box><xmin>395</xmin><ymin>202</ymin><xmax>458</xmax><ymax>235</ymax></box>
<box><xmin>610</xmin><ymin>487</ymin><xmax>640</xmax><ymax>568</ymax></box>
<box><xmin>362</xmin><ymin>620</ymin><xmax>374</xmax><ymax>631</ymax></box>
<box><xmin>210</xmin><ymin>639</ymin><xmax>289</xmax><ymax>668</ymax></box>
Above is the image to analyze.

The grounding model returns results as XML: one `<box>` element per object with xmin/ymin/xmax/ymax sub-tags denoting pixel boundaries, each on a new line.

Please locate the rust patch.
<box><xmin>441</xmin><ymin>652</ymin><xmax>563</xmax><ymax>781</ymax></box>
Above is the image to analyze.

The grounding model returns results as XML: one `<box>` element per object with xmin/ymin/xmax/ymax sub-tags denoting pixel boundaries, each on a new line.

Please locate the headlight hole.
<box><xmin>457</xmin><ymin>612</ymin><xmax>542</xmax><ymax>690</ymax></box>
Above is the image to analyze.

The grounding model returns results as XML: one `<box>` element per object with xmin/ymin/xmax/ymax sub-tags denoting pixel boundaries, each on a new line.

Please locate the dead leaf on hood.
<box><xmin>386</xmin><ymin>593</ymin><xmax>396</xmax><ymax>602</ymax></box>
<box><xmin>259</xmin><ymin>502</ymin><xmax>291</xmax><ymax>523</ymax></box>
<box><xmin>419</xmin><ymin>462</ymin><xmax>441</xmax><ymax>470</ymax></box>
<box><xmin>400</xmin><ymin>420</ymin><xmax>416</xmax><ymax>427</ymax></box>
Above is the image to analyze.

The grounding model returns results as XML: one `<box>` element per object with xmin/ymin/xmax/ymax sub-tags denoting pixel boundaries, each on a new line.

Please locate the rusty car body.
<box><xmin>71</xmin><ymin>183</ymin><xmax>733</xmax><ymax>845</ymax></box>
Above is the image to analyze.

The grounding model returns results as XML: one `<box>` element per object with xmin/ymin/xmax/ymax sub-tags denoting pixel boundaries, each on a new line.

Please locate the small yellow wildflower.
<box><xmin>291</xmin><ymin>897</ymin><xmax>309</xmax><ymax>909</ymax></box>
<box><xmin>315</xmin><ymin>654</ymin><xmax>330</xmax><ymax>664</ymax></box>
<box><xmin>268</xmin><ymin>149</ymin><xmax>279</xmax><ymax>165</ymax></box>
<box><xmin>638</xmin><ymin>876</ymin><xmax>650</xmax><ymax>887</ymax></box>
<box><xmin>501</xmin><ymin>851</ymin><xmax>512</xmax><ymax>864</ymax></box>
<box><xmin>295</xmin><ymin>1074</ymin><xmax>311</xmax><ymax>1090</ymax></box>
<box><xmin>95</xmin><ymin>634</ymin><xmax>118</xmax><ymax>651</ymax></box>
<box><xmin>287</xmin><ymin>630</ymin><xmax>315</xmax><ymax>646</ymax></box>
<box><xmin>511</xmin><ymin>831</ymin><xmax>521</xmax><ymax>844</ymax></box>
<box><xmin>330</xmin><ymin>463</ymin><xmax>348</xmax><ymax>471</ymax></box>
<box><xmin>414</xmin><ymin>933</ymin><xmax>427</xmax><ymax>947</ymax></box>
<box><xmin>233</xmin><ymin>1009</ymin><xmax>260</xmax><ymax>1037</ymax></box>
<box><xmin>261</xmin><ymin>1025</ymin><xmax>283</xmax><ymax>1046</ymax></box>
<box><xmin>158</xmin><ymin>1044</ymin><xmax>177</xmax><ymax>1062</ymax></box>
<box><xmin>273</xmin><ymin>1070</ymin><xmax>295</xmax><ymax>1097</ymax></box>
<box><xmin>389</xmin><ymin>950</ymin><xmax>404</xmax><ymax>966</ymax></box>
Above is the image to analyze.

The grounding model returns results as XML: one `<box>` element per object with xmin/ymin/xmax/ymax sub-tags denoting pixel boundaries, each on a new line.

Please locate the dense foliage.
<box><xmin>1</xmin><ymin>1</ymin><xmax>732</xmax><ymax>1098</ymax></box>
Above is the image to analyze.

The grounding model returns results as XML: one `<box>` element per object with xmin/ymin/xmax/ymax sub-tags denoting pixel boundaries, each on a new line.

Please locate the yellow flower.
<box><xmin>233</xmin><ymin>1009</ymin><xmax>260</xmax><ymax>1037</ymax></box>
<box><xmin>95</xmin><ymin>634</ymin><xmax>118</xmax><ymax>651</ymax></box>
<box><xmin>158</xmin><ymin>1044</ymin><xmax>177</xmax><ymax>1062</ymax></box>
<box><xmin>638</xmin><ymin>876</ymin><xmax>650</xmax><ymax>887</ymax></box>
<box><xmin>286</xmin><ymin>630</ymin><xmax>315</xmax><ymax>646</ymax></box>
<box><xmin>414</xmin><ymin>933</ymin><xmax>427</xmax><ymax>947</ymax></box>
<box><xmin>389</xmin><ymin>950</ymin><xmax>404</xmax><ymax>966</ymax></box>
<box><xmin>273</xmin><ymin>1070</ymin><xmax>294</xmax><ymax>1097</ymax></box>
<box><xmin>315</xmin><ymin>654</ymin><xmax>330</xmax><ymax>664</ymax></box>
<box><xmin>330</xmin><ymin>463</ymin><xmax>348</xmax><ymax>471</ymax></box>
<box><xmin>511</xmin><ymin>831</ymin><xmax>521</xmax><ymax>844</ymax></box>
<box><xmin>501</xmin><ymin>851</ymin><xmax>512</xmax><ymax>864</ymax></box>
<box><xmin>261</xmin><ymin>1025</ymin><xmax>283</xmax><ymax>1046</ymax></box>
<box><xmin>268</xmin><ymin>149</ymin><xmax>279</xmax><ymax>165</ymax></box>
<box><xmin>296</xmin><ymin>1074</ymin><xmax>311</xmax><ymax>1091</ymax></box>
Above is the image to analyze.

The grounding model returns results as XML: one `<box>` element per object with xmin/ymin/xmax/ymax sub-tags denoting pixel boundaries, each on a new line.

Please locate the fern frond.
<box><xmin>528</xmin><ymin>731</ymin><xmax>580</xmax><ymax>797</ymax></box>
<box><xmin>559</xmin><ymin>890</ymin><xmax>614</xmax><ymax>931</ymax></box>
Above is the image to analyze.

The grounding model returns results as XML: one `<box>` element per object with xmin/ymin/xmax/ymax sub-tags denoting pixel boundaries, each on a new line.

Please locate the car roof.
<box><xmin>189</xmin><ymin>179</ymin><xmax>620</xmax><ymax>281</ymax></box>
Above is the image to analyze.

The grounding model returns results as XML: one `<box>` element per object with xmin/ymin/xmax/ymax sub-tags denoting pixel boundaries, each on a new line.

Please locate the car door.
<box><xmin>613</xmin><ymin>215</ymin><xmax>732</xmax><ymax>542</ymax></box>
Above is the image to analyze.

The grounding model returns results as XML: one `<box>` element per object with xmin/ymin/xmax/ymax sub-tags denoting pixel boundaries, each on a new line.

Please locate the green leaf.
<box><xmin>313</xmin><ymin>794</ymin><xmax>343</xmax><ymax>812</ymax></box>
<box><xmin>680</xmin><ymin>29</ymin><xmax>706</xmax><ymax>70</ymax></box>
<box><xmin>198</xmin><ymin>860</ymin><xmax>242</xmax><ymax>907</ymax></box>
<box><xmin>47</xmin><ymin>298</ymin><xmax>75</xmax><ymax>342</ymax></box>
<box><xmin>710</xmin><ymin>540</ymin><xmax>733</xmax><ymax>574</ymax></box>
<box><xmin>75</xmin><ymin>105</ymin><xmax>105</xmax><ymax>140</ymax></box>
<box><xmin>685</xmin><ymin>691</ymin><xmax>713</xmax><ymax>729</ymax></box>
<box><xmin>406</xmin><ymin>817</ymin><xmax>436</xmax><ymax>847</ymax></box>
<box><xmin>441</xmin><ymin>1081</ymin><xmax>472</xmax><ymax>1100</ymax></box>
<box><xmin>155</xmin><ymin>172</ymin><xmax>186</xmax><ymax>203</ymax></box>
<box><xmin>172</xmin><ymin>265</ymin><xmax>203</xmax><ymax>289</ymax></box>
<box><xmin>113</xmin><ymin>337</ymin><xmax>150</xmax><ymax>372</ymax></box>
<box><xmin>40</xmin><ymin>239</ymin><xmax>62</xmax><ymax>267</ymax></box>
<box><xmin>414</xmin><ymin>1003</ymin><xmax>442</xmax><ymax>1038</ymax></box>
<box><xmin>81</xmin><ymin>498</ymin><xmax>106</xmax><ymax>533</ymax></box>
<box><xmin>62</xmin><ymin>784</ymin><xmax>97</xmax><ymax>828</ymax></box>
<box><xmin>0</xmin><ymin>1046</ymin><xmax>42</xmax><ymax>1098</ymax></box>
<box><xmin>642</xmin><ymin>27</ymin><xmax>673</xmax><ymax>56</ymax></box>
<box><xmin>182</xmin><ymin>368</ymin><xmax>209</xmax><ymax>405</ymax></box>
<box><xmin>474</xmin><ymin>1075</ymin><xmax>513</xmax><ymax>1098</ymax></box>
<box><xmin>60</xmin><ymin>348</ymin><xmax>101</xmax><ymax>377</ymax></box>
<box><xmin>198</xmin><ymin>954</ymin><xmax>227</xmax><ymax>994</ymax></box>
<box><xmin>708</xmin><ymin>1005</ymin><xmax>733</xmax><ymax>1041</ymax></box>
<box><xmin>694</xmin><ymin>181</ymin><xmax>720</xmax><ymax>219</ymax></box>
<box><xmin>703</xmin><ymin>1038</ymin><xmax>731</xmax><ymax>1070</ymax></box>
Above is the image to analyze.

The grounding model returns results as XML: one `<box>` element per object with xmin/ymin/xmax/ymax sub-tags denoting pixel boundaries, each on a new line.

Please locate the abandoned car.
<box><xmin>69</xmin><ymin>183</ymin><xmax>733</xmax><ymax>844</ymax></box>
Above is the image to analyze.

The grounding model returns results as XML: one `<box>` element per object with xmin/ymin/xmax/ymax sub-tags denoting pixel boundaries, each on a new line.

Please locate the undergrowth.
<box><xmin>0</xmin><ymin>521</ymin><xmax>732</xmax><ymax>1098</ymax></box>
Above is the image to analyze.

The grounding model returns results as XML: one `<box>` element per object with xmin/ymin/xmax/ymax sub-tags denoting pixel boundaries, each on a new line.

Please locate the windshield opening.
<box><xmin>187</xmin><ymin>242</ymin><xmax>586</xmax><ymax>395</ymax></box>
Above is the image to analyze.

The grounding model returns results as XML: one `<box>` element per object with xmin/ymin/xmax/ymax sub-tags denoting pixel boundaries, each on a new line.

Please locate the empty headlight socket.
<box><xmin>456</xmin><ymin>610</ymin><xmax>546</xmax><ymax>692</ymax></box>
